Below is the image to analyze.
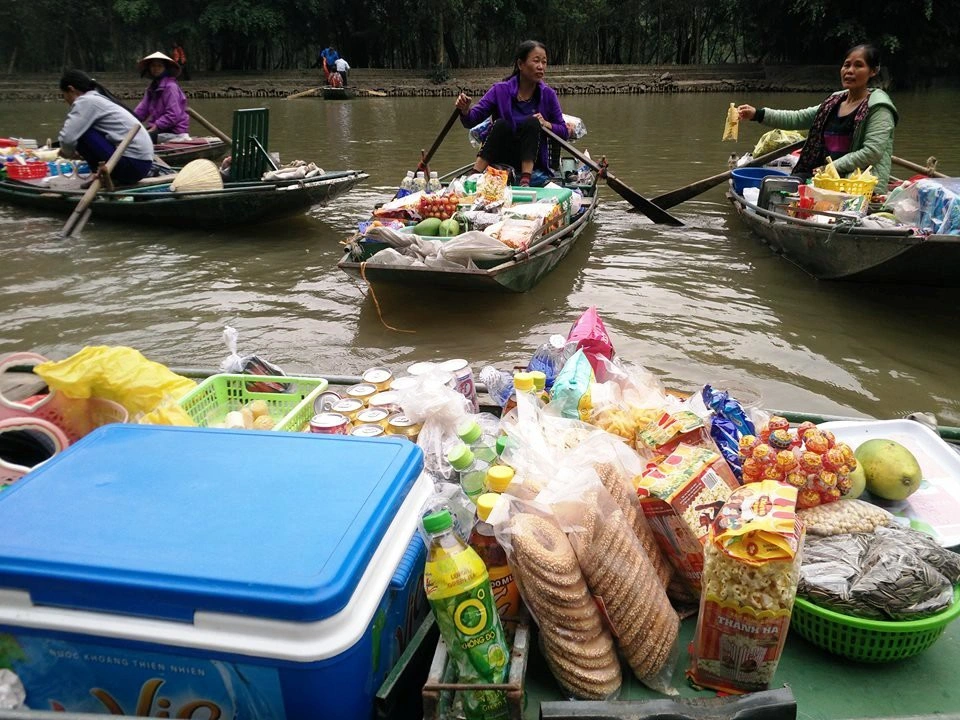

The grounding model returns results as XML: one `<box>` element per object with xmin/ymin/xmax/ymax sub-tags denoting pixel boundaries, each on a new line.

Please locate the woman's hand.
<box><xmin>533</xmin><ymin>113</ymin><xmax>551</xmax><ymax>129</ymax></box>
<box><xmin>455</xmin><ymin>92</ymin><xmax>471</xmax><ymax>114</ymax></box>
<box><xmin>737</xmin><ymin>104</ymin><xmax>757</xmax><ymax>121</ymax></box>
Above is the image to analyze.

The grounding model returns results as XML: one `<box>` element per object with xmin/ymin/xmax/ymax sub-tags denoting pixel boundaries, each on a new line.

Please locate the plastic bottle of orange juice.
<box><xmin>469</xmin><ymin>492</ymin><xmax>521</xmax><ymax>623</ymax></box>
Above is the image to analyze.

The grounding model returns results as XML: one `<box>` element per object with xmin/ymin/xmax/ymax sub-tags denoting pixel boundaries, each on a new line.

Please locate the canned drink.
<box><xmin>389</xmin><ymin>376</ymin><xmax>417</xmax><ymax>392</ymax></box>
<box><xmin>350</xmin><ymin>424</ymin><xmax>385</xmax><ymax>438</ymax></box>
<box><xmin>356</xmin><ymin>408</ymin><xmax>390</xmax><ymax>428</ymax></box>
<box><xmin>439</xmin><ymin>358</ymin><xmax>479</xmax><ymax>413</ymax></box>
<box><xmin>385</xmin><ymin>414</ymin><xmax>422</xmax><ymax>441</ymax></box>
<box><xmin>407</xmin><ymin>361</ymin><xmax>440</xmax><ymax>377</ymax></box>
<box><xmin>345</xmin><ymin>383</ymin><xmax>378</xmax><ymax>404</ymax></box>
<box><xmin>361</xmin><ymin>367</ymin><xmax>394</xmax><ymax>392</ymax></box>
<box><xmin>313</xmin><ymin>390</ymin><xmax>342</xmax><ymax>415</ymax></box>
<box><xmin>308</xmin><ymin>412</ymin><xmax>351</xmax><ymax>435</ymax></box>
<box><xmin>331</xmin><ymin>397</ymin><xmax>364</xmax><ymax>422</ymax></box>
<box><xmin>367</xmin><ymin>391</ymin><xmax>402</xmax><ymax>414</ymax></box>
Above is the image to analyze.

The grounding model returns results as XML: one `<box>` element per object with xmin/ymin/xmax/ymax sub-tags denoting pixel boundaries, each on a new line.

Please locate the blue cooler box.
<box><xmin>0</xmin><ymin>424</ymin><xmax>430</xmax><ymax>719</ymax></box>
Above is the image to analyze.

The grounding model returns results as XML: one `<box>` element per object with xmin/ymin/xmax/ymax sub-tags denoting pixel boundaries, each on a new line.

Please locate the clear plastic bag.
<box><xmin>488</xmin><ymin>495</ymin><xmax>622</xmax><ymax>700</ymax></box>
<box><xmin>540</xmin><ymin>473</ymin><xmax>680</xmax><ymax>694</ymax></box>
<box><xmin>219</xmin><ymin>327</ymin><xmax>288</xmax><ymax>393</ymax></box>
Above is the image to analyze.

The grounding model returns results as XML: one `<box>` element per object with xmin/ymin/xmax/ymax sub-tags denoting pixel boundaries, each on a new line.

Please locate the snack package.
<box><xmin>542</xmin><ymin>474</ymin><xmax>680</xmax><ymax>694</ymax></box>
<box><xmin>219</xmin><ymin>326</ymin><xmax>288</xmax><ymax>393</ymax></box>
<box><xmin>549</xmin><ymin>349</ymin><xmax>595</xmax><ymax>421</ymax></box>
<box><xmin>752</xmin><ymin>129</ymin><xmax>805</xmax><ymax>157</ymax></box>
<box><xmin>701</xmin><ymin>385</ymin><xmax>757</xmax><ymax>480</ymax></box>
<box><xmin>689</xmin><ymin>481</ymin><xmax>803</xmax><ymax>694</ymax></box>
<box><xmin>637</xmin><ymin>409</ymin><xmax>719</xmax><ymax>460</ymax></box>
<box><xmin>486</xmin><ymin>217</ymin><xmax>542</xmax><ymax>250</ymax></box>
<box><xmin>488</xmin><ymin>496</ymin><xmax>621</xmax><ymax>700</ymax></box>
<box><xmin>476</xmin><ymin>166</ymin><xmax>509</xmax><ymax>204</ymax></box>
<box><xmin>636</xmin><ymin>443</ymin><xmax>741</xmax><ymax>593</ymax></box>
<box><xmin>722</xmin><ymin>103</ymin><xmax>739</xmax><ymax>142</ymax></box>
<box><xmin>566</xmin><ymin>306</ymin><xmax>615</xmax><ymax>378</ymax></box>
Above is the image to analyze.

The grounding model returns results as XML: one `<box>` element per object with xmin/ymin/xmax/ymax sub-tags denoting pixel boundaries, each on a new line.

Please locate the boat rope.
<box><xmin>358</xmin><ymin>261</ymin><xmax>416</xmax><ymax>334</ymax></box>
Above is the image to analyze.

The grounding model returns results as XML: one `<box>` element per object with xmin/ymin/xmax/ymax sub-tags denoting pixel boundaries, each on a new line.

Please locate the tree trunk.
<box><xmin>6</xmin><ymin>46</ymin><xmax>17</xmax><ymax>74</ymax></box>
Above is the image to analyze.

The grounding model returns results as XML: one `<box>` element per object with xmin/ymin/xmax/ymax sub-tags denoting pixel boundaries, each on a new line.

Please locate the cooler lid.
<box><xmin>0</xmin><ymin>424</ymin><xmax>423</xmax><ymax>623</ymax></box>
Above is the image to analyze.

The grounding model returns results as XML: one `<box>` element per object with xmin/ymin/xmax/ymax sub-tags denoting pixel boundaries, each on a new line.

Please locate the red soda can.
<box><xmin>308</xmin><ymin>412</ymin><xmax>350</xmax><ymax>435</ymax></box>
<box><xmin>439</xmin><ymin>358</ymin><xmax>478</xmax><ymax>413</ymax></box>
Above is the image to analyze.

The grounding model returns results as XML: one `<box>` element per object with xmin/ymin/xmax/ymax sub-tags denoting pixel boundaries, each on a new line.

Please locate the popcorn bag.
<box><xmin>689</xmin><ymin>481</ymin><xmax>803</xmax><ymax>694</ymax></box>
<box><xmin>635</xmin><ymin>443</ymin><xmax>741</xmax><ymax>593</ymax></box>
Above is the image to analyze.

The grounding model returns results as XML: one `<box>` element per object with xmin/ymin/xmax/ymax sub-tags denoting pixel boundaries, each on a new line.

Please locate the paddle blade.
<box><xmin>606</xmin><ymin>174</ymin><xmax>684</xmax><ymax>226</ymax></box>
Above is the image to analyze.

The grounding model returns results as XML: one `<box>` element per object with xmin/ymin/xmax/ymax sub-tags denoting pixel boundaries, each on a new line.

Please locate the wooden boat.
<box><xmin>322</xmin><ymin>87</ymin><xmax>355</xmax><ymax>100</ymax></box>
<box><xmin>339</xmin><ymin>173</ymin><xmax>599</xmax><ymax>293</ymax></box>
<box><xmin>728</xmin><ymin>188</ymin><xmax>960</xmax><ymax>286</ymax></box>
<box><xmin>153</xmin><ymin>137</ymin><xmax>228</xmax><ymax>165</ymax></box>
<box><xmin>0</xmin><ymin>170</ymin><xmax>367</xmax><ymax>229</ymax></box>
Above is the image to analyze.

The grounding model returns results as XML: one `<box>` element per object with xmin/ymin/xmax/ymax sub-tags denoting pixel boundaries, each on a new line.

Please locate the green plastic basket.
<box><xmin>791</xmin><ymin>586</ymin><xmax>960</xmax><ymax>663</ymax></box>
<box><xmin>177</xmin><ymin>374</ymin><xmax>328</xmax><ymax>432</ymax></box>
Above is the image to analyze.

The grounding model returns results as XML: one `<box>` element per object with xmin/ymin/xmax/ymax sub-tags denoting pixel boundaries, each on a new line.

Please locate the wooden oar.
<box><xmin>417</xmin><ymin>108</ymin><xmax>461</xmax><ymax>172</ymax></box>
<box><xmin>651</xmin><ymin>139</ymin><xmax>806</xmax><ymax>210</ymax></box>
<box><xmin>61</xmin><ymin>124</ymin><xmax>141</xmax><ymax>238</ymax></box>
<box><xmin>540</xmin><ymin>125</ymin><xmax>683</xmax><ymax>226</ymax></box>
<box><xmin>892</xmin><ymin>155</ymin><xmax>948</xmax><ymax>179</ymax></box>
<box><xmin>287</xmin><ymin>87</ymin><xmax>321</xmax><ymax>100</ymax></box>
<box><xmin>186</xmin><ymin>107</ymin><xmax>232</xmax><ymax>145</ymax></box>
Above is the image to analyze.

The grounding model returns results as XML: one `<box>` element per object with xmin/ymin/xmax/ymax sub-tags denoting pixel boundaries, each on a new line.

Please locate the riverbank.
<box><xmin>1</xmin><ymin>64</ymin><xmax>844</xmax><ymax>101</ymax></box>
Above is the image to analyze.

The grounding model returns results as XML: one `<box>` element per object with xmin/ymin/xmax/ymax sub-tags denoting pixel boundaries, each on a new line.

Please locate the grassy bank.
<box><xmin>1</xmin><ymin>64</ymin><xmax>842</xmax><ymax>101</ymax></box>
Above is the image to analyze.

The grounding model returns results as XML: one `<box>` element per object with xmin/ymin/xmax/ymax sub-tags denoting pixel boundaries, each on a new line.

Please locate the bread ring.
<box><xmin>512</xmin><ymin>514</ymin><xmax>579</xmax><ymax>576</ymax></box>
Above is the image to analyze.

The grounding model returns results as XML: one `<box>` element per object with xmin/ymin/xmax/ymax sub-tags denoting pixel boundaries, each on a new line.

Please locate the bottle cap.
<box><xmin>457</xmin><ymin>419</ymin><xmax>482</xmax><ymax>444</ymax></box>
<box><xmin>513</xmin><ymin>371</ymin><xmax>535</xmax><ymax>392</ymax></box>
<box><xmin>476</xmin><ymin>493</ymin><xmax>500</xmax><ymax>522</ymax></box>
<box><xmin>530</xmin><ymin>371</ymin><xmax>547</xmax><ymax>391</ymax></box>
<box><xmin>486</xmin><ymin>465</ymin><xmax>515</xmax><ymax>493</ymax></box>
<box><xmin>422</xmin><ymin>510</ymin><xmax>452</xmax><ymax>533</ymax></box>
<box><xmin>495</xmin><ymin>435</ymin><xmax>510</xmax><ymax>456</ymax></box>
<box><xmin>447</xmin><ymin>444</ymin><xmax>475</xmax><ymax>470</ymax></box>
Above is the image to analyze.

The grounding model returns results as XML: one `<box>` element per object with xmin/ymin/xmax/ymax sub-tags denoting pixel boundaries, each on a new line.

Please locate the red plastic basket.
<box><xmin>5</xmin><ymin>162</ymin><xmax>49</xmax><ymax>180</ymax></box>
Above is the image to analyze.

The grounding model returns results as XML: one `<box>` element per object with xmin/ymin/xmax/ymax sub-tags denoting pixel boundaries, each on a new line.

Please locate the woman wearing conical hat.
<box><xmin>133</xmin><ymin>51</ymin><xmax>189</xmax><ymax>143</ymax></box>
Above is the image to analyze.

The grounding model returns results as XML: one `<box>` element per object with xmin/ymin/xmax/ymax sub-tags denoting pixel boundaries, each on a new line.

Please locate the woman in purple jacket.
<box><xmin>455</xmin><ymin>40</ymin><xmax>568</xmax><ymax>187</ymax></box>
<box><xmin>133</xmin><ymin>52</ymin><xmax>189</xmax><ymax>143</ymax></box>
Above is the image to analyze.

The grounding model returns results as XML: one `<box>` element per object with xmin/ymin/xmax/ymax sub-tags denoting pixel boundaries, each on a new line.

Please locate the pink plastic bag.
<box><xmin>567</xmin><ymin>307</ymin><xmax>615</xmax><ymax>379</ymax></box>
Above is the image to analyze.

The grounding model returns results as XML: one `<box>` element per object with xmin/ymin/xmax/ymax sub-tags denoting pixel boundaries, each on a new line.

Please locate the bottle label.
<box><xmin>488</xmin><ymin>565</ymin><xmax>521</xmax><ymax>621</ymax></box>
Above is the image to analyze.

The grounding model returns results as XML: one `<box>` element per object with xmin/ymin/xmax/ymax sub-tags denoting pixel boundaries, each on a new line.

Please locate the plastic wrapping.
<box><xmin>541</xmin><ymin>474</ymin><xmax>680</xmax><ymax>694</ymax></box>
<box><xmin>488</xmin><ymin>496</ymin><xmax>621</xmax><ymax>700</ymax></box>
<box><xmin>752</xmin><ymin>129</ymin><xmax>805</xmax><ymax>157</ymax></box>
<box><xmin>526</xmin><ymin>334</ymin><xmax>576</xmax><ymax>390</ymax></box>
<box><xmin>219</xmin><ymin>327</ymin><xmax>288</xmax><ymax>393</ymax></box>
<box><xmin>797</xmin><ymin>499</ymin><xmax>894</xmax><ymax>537</ymax></box>
<box><xmin>566</xmin><ymin>306</ymin><xmax>615</xmax><ymax>378</ymax></box>
<box><xmin>394</xmin><ymin>370</ymin><xmax>470</xmax><ymax>481</ymax></box>
<box><xmin>549</xmin><ymin>349</ymin><xmax>595</xmax><ymax>421</ymax></box>
<box><xmin>690</xmin><ymin>481</ymin><xmax>803</xmax><ymax>694</ymax></box>
<box><xmin>799</xmin><ymin>526</ymin><xmax>960</xmax><ymax>620</ymax></box>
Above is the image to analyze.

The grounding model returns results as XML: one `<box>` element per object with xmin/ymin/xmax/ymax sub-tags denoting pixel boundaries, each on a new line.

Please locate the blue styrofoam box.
<box><xmin>0</xmin><ymin>424</ymin><xmax>430</xmax><ymax>719</ymax></box>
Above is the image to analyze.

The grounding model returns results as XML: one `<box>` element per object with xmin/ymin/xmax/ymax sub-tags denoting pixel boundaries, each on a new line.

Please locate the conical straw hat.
<box><xmin>170</xmin><ymin>159</ymin><xmax>223</xmax><ymax>192</ymax></box>
<box><xmin>138</xmin><ymin>51</ymin><xmax>181</xmax><ymax>77</ymax></box>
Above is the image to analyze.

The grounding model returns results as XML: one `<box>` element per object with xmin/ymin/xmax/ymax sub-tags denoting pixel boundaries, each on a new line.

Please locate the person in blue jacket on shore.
<box><xmin>455</xmin><ymin>40</ymin><xmax>568</xmax><ymax>187</ymax></box>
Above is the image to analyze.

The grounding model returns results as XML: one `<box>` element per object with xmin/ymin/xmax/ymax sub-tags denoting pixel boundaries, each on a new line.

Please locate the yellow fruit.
<box><xmin>855</xmin><ymin>439</ymin><xmax>922</xmax><ymax>501</ymax></box>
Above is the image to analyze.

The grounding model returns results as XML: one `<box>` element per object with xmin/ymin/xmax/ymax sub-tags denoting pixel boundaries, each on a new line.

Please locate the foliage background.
<box><xmin>1</xmin><ymin>0</ymin><xmax>956</xmax><ymax>85</ymax></box>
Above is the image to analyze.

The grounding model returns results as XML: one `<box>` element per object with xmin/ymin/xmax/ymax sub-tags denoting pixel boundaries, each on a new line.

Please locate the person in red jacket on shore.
<box><xmin>171</xmin><ymin>41</ymin><xmax>189</xmax><ymax>81</ymax></box>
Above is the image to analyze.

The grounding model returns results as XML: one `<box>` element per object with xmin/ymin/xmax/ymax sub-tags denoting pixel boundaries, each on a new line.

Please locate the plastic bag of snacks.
<box><xmin>542</xmin><ymin>473</ymin><xmax>680</xmax><ymax>694</ymax></box>
<box><xmin>635</xmin><ymin>442</ymin><xmax>741</xmax><ymax>594</ymax></box>
<box><xmin>549</xmin><ymin>349</ymin><xmax>595</xmax><ymax>421</ymax></box>
<box><xmin>722</xmin><ymin>103</ymin><xmax>739</xmax><ymax>142</ymax></box>
<box><xmin>488</xmin><ymin>495</ymin><xmax>622</xmax><ymax>700</ymax></box>
<box><xmin>740</xmin><ymin>417</ymin><xmax>857</xmax><ymax>508</ymax></box>
<box><xmin>475</xmin><ymin>167</ymin><xmax>510</xmax><ymax>205</ymax></box>
<box><xmin>637</xmin><ymin>409</ymin><xmax>719</xmax><ymax>460</ymax></box>
<box><xmin>689</xmin><ymin>481</ymin><xmax>803</xmax><ymax>693</ymax></box>
<box><xmin>566</xmin><ymin>306</ymin><xmax>615</xmax><ymax>378</ymax></box>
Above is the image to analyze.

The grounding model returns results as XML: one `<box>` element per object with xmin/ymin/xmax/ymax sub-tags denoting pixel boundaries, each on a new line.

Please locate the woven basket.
<box><xmin>170</xmin><ymin>159</ymin><xmax>223</xmax><ymax>192</ymax></box>
<box><xmin>0</xmin><ymin>352</ymin><xmax>130</xmax><ymax>444</ymax></box>
<box><xmin>0</xmin><ymin>417</ymin><xmax>70</xmax><ymax>487</ymax></box>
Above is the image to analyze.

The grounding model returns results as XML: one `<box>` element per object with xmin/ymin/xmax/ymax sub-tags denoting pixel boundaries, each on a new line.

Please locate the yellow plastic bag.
<box><xmin>722</xmin><ymin>103</ymin><xmax>739</xmax><ymax>142</ymax></box>
<box><xmin>140</xmin><ymin>395</ymin><xmax>197</xmax><ymax>426</ymax></box>
<box><xmin>752</xmin><ymin>129</ymin><xmax>805</xmax><ymax>157</ymax></box>
<box><xmin>34</xmin><ymin>346</ymin><xmax>197</xmax><ymax>416</ymax></box>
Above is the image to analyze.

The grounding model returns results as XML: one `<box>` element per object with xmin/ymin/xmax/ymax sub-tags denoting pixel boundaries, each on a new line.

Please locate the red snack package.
<box><xmin>567</xmin><ymin>306</ymin><xmax>615</xmax><ymax>379</ymax></box>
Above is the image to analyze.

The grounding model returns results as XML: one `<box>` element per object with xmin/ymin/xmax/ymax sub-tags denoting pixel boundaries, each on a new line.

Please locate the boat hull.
<box><xmin>154</xmin><ymin>139</ymin><xmax>229</xmax><ymax>165</ymax></box>
<box><xmin>338</xmin><ymin>195</ymin><xmax>598</xmax><ymax>292</ymax></box>
<box><xmin>729</xmin><ymin>191</ymin><xmax>960</xmax><ymax>286</ymax></box>
<box><xmin>0</xmin><ymin>172</ymin><xmax>367</xmax><ymax>229</ymax></box>
<box><xmin>322</xmin><ymin>88</ymin><xmax>355</xmax><ymax>100</ymax></box>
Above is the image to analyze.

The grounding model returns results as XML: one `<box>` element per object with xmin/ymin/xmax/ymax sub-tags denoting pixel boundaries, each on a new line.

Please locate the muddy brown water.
<box><xmin>1</xmin><ymin>91</ymin><xmax>958</xmax><ymax>424</ymax></box>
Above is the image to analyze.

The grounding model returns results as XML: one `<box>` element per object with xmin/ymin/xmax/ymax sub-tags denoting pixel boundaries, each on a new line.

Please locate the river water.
<box><xmin>1</xmin><ymin>90</ymin><xmax>958</xmax><ymax>424</ymax></box>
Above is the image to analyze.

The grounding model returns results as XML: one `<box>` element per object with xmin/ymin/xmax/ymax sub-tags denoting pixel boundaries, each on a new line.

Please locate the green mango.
<box><xmin>855</xmin><ymin>438</ymin><xmax>922</xmax><ymax>501</ymax></box>
<box><xmin>413</xmin><ymin>217</ymin><xmax>443</xmax><ymax>236</ymax></box>
<box><xmin>439</xmin><ymin>219</ymin><xmax>460</xmax><ymax>237</ymax></box>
